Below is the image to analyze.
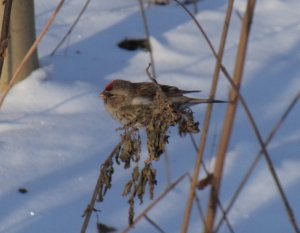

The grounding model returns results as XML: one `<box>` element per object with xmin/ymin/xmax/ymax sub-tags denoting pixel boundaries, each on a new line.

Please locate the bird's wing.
<box><xmin>133</xmin><ymin>82</ymin><xmax>157</xmax><ymax>98</ymax></box>
<box><xmin>134</xmin><ymin>82</ymin><xmax>200</xmax><ymax>98</ymax></box>
<box><xmin>160</xmin><ymin>85</ymin><xmax>200</xmax><ymax>96</ymax></box>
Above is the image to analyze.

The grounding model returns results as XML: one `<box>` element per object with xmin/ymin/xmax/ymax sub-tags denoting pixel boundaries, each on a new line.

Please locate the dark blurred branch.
<box><xmin>144</xmin><ymin>214</ymin><xmax>166</xmax><ymax>233</ymax></box>
<box><xmin>0</xmin><ymin>0</ymin><xmax>65</xmax><ymax>108</ymax></box>
<box><xmin>0</xmin><ymin>0</ymin><xmax>13</xmax><ymax>78</ymax></box>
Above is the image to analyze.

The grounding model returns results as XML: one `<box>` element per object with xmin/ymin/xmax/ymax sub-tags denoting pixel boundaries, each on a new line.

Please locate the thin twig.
<box><xmin>122</xmin><ymin>173</ymin><xmax>188</xmax><ymax>233</ymax></box>
<box><xmin>138</xmin><ymin>0</ymin><xmax>156</xmax><ymax>76</ymax></box>
<box><xmin>145</xmin><ymin>63</ymin><xmax>167</xmax><ymax>99</ymax></box>
<box><xmin>146</xmin><ymin>63</ymin><xmax>158</xmax><ymax>83</ymax></box>
<box><xmin>51</xmin><ymin>0</ymin><xmax>91</xmax><ymax>56</ymax></box>
<box><xmin>163</xmin><ymin>148</ymin><xmax>172</xmax><ymax>185</ymax></box>
<box><xmin>186</xmin><ymin>173</ymin><xmax>206</xmax><ymax>228</ymax></box>
<box><xmin>214</xmin><ymin>91</ymin><xmax>300</xmax><ymax>233</ymax></box>
<box><xmin>174</xmin><ymin>0</ymin><xmax>219</xmax><ymax>61</ymax></box>
<box><xmin>80</xmin><ymin>142</ymin><xmax>122</xmax><ymax>233</ymax></box>
<box><xmin>0</xmin><ymin>0</ymin><xmax>65</xmax><ymax>108</ymax></box>
<box><xmin>179</xmin><ymin>0</ymin><xmax>235</xmax><ymax>232</ymax></box>
<box><xmin>0</xmin><ymin>0</ymin><xmax>13</xmax><ymax>78</ymax></box>
<box><xmin>189</xmin><ymin>134</ymin><xmax>235</xmax><ymax>233</ymax></box>
<box><xmin>144</xmin><ymin>214</ymin><xmax>166</xmax><ymax>233</ymax></box>
<box><xmin>222</xmin><ymin>73</ymin><xmax>300</xmax><ymax>233</ymax></box>
<box><xmin>188</xmin><ymin>134</ymin><xmax>210</xmax><ymax>175</ymax></box>
<box><xmin>235</xmin><ymin>9</ymin><xmax>243</xmax><ymax>21</ymax></box>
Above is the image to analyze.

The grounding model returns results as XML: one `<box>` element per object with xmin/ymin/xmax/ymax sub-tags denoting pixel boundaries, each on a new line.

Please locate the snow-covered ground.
<box><xmin>1</xmin><ymin>0</ymin><xmax>300</xmax><ymax>232</ymax></box>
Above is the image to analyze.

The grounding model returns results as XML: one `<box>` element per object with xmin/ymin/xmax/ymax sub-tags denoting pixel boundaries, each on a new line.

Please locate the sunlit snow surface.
<box><xmin>0</xmin><ymin>0</ymin><xmax>300</xmax><ymax>232</ymax></box>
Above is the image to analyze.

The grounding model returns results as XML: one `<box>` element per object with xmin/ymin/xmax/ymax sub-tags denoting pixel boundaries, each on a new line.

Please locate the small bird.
<box><xmin>100</xmin><ymin>79</ymin><xmax>224</xmax><ymax>126</ymax></box>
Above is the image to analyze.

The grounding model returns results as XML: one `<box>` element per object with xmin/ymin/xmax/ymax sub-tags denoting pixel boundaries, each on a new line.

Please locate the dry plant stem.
<box><xmin>214</xmin><ymin>91</ymin><xmax>300</xmax><ymax>233</ymax></box>
<box><xmin>80</xmin><ymin>142</ymin><xmax>122</xmax><ymax>233</ymax></box>
<box><xmin>178</xmin><ymin>1</ymin><xmax>235</xmax><ymax>231</ymax></box>
<box><xmin>163</xmin><ymin>148</ymin><xmax>172</xmax><ymax>185</ymax></box>
<box><xmin>180</xmin><ymin>0</ymin><xmax>235</xmax><ymax>232</ymax></box>
<box><xmin>176</xmin><ymin>0</ymin><xmax>298</xmax><ymax>231</ymax></box>
<box><xmin>138</xmin><ymin>0</ymin><xmax>156</xmax><ymax>76</ymax></box>
<box><xmin>174</xmin><ymin>0</ymin><xmax>233</xmax><ymax>84</ymax></box>
<box><xmin>146</xmin><ymin>63</ymin><xmax>158</xmax><ymax>83</ymax></box>
<box><xmin>211</xmin><ymin>37</ymin><xmax>300</xmax><ymax>233</ymax></box>
<box><xmin>235</xmin><ymin>9</ymin><xmax>243</xmax><ymax>21</ymax></box>
<box><xmin>51</xmin><ymin>0</ymin><xmax>91</xmax><ymax>56</ymax></box>
<box><xmin>146</xmin><ymin>63</ymin><xmax>166</xmax><ymax>95</ymax></box>
<box><xmin>174</xmin><ymin>0</ymin><xmax>219</xmax><ymax>60</ymax></box>
<box><xmin>192</xmin><ymin>0</ymin><xmax>198</xmax><ymax>14</ymax></box>
<box><xmin>144</xmin><ymin>214</ymin><xmax>166</xmax><ymax>233</ymax></box>
<box><xmin>187</xmin><ymin>173</ymin><xmax>206</xmax><ymax>227</ymax></box>
<box><xmin>189</xmin><ymin>135</ymin><xmax>235</xmax><ymax>233</ymax></box>
<box><xmin>175</xmin><ymin>1</ymin><xmax>252</xmax><ymax>232</ymax></box>
<box><xmin>122</xmin><ymin>173</ymin><xmax>188</xmax><ymax>233</ymax></box>
<box><xmin>223</xmin><ymin>75</ymin><xmax>300</xmax><ymax>232</ymax></box>
<box><xmin>204</xmin><ymin>1</ymin><xmax>256</xmax><ymax>233</ymax></box>
<box><xmin>0</xmin><ymin>0</ymin><xmax>65</xmax><ymax>108</ymax></box>
<box><xmin>0</xmin><ymin>0</ymin><xmax>13</xmax><ymax>77</ymax></box>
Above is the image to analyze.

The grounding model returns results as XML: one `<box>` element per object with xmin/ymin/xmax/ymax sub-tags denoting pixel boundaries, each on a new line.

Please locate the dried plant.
<box><xmin>120</xmin><ymin>90</ymin><xmax>199</xmax><ymax>224</ymax></box>
<box><xmin>116</xmin><ymin>129</ymin><xmax>141</xmax><ymax>169</ymax></box>
<box><xmin>95</xmin><ymin>86</ymin><xmax>200</xmax><ymax>225</ymax></box>
<box><xmin>146</xmin><ymin>90</ymin><xmax>200</xmax><ymax>162</ymax></box>
<box><xmin>146</xmin><ymin>92</ymin><xmax>178</xmax><ymax>162</ymax></box>
<box><xmin>177</xmin><ymin>107</ymin><xmax>200</xmax><ymax>136</ymax></box>
<box><xmin>97</xmin><ymin>159</ymin><xmax>115</xmax><ymax>202</ymax></box>
<box><xmin>123</xmin><ymin>164</ymin><xmax>157</xmax><ymax>225</ymax></box>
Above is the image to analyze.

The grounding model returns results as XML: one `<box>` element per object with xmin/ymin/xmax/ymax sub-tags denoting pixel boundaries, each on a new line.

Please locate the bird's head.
<box><xmin>99</xmin><ymin>79</ymin><xmax>132</xmax><ymax>103</ymax></box>
<box><xmin>99</xmin><ymin>81</ymin><xmax>115</xmax><ymax>102</ymax></box>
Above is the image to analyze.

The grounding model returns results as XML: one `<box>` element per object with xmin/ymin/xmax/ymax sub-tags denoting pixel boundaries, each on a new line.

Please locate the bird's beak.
<box><xmin>99</xmin><ymin>91</ymin><xmax>106</xmax><ymax>100</ymax></box>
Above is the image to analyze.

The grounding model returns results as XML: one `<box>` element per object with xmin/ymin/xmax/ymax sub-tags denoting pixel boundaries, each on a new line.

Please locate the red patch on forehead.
<box><xmin>105</xmin><ymin>81</ymin><xmax>114</xmax><ymax>91</ymax></box>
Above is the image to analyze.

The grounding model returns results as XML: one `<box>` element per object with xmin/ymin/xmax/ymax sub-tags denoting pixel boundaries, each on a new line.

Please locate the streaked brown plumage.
<box><xmin>100</xmin><ymin>79</ymin><xmax>224</xmax><ymax>126</ymax></box>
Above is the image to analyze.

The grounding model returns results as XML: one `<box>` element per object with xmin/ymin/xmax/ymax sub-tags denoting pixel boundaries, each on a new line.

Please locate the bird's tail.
<box><xmin>189</xmin><ymin>98</ymin><xmax>227</xmax><ymax>105</ymax></box>
<box><xmin>170</xmin><ymin>96</ymin><xmax>227</xmax><ymax>108</ymax></box>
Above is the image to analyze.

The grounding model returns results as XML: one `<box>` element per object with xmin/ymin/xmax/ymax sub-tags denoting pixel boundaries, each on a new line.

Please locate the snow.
<box><xmin>1</xmin><ymin>0</ymin><xmax>300</xmax><ymax>232</ymax></box>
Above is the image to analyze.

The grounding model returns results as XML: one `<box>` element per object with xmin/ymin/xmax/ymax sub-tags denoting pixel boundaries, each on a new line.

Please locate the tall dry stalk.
<box><xmin>0</xmin><ymin>0</ymin><xmax>13</xmax><ymax>78</ymax></box>
<box><xmin>180</xmin><ymin>1</ymin><xmax>235</xmax><ymax>232</ymax></box>
<box><xmin>204</xmin><ymin>1</ymin><xmax>256</xmax><ymax>232</ymax></box>
<box><xmin>0</xmin><ymin>0</ymin><xmax>65</xmax><ymax>108</ymax></box>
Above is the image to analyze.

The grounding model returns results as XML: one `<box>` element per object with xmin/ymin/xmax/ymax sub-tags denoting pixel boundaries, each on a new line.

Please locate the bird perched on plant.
<box><xmin>99</xmin><ymin>79</ymin><xmax>225</xmax><ymax>126</ymax></box>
